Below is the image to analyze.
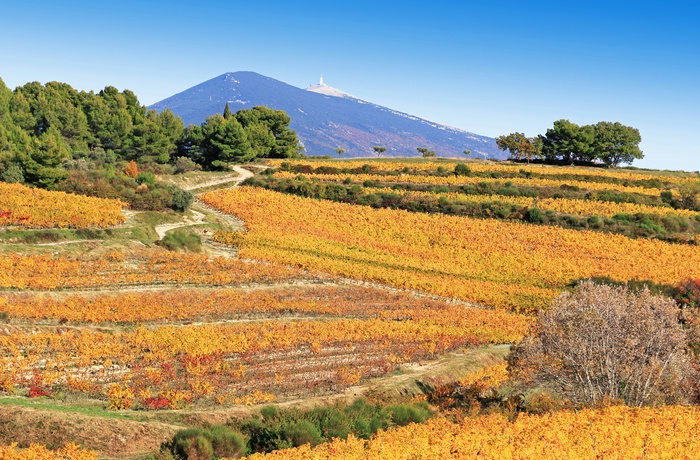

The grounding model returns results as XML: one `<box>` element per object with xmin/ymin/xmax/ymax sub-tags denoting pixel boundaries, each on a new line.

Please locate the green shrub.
<box><xmin>167</xmin><ymin>426</ymin><xmax>246</xmax><ymax>460</ymax></box>
<box><xmin>158</xmin><ymin>229</ymin><xmax>201</xmax><ymax>252</ymax></box>
<box><xmin>526</xmin><ymin>207</ymin><xmax>543</xmax><ymax>223</ymax></box>
<box><xmin>388</xmin><ymin>402</ymin><xmax>432</xmax><ymax>426</ymax></box>
<box><xmin>284</xmin><ymin>421</ymin><xmax>323</xmax><ymax>448</ymax></box>
<box><xmin>170</xmin><ymin>187</ymin><xmax>194</xmax><ymax>212</ymax></box>
<box><xmin>136</xmin><ymin>171</ymin><xmax>156</xmax><ymax>187</ymax></box>
<box><xmin>1</xmin><ymin>164</ymin><xmax>24</xmax><ymax>183</ymax></box>
<box><xmin>454</xmin><ymin>163</ymin><xmax>471</xmax><ymax>177</ymax></box>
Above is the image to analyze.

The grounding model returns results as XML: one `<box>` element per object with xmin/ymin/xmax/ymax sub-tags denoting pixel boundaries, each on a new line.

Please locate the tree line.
<box><xmin>496</xmin><ymin>119</ymin><xmax>643</xmax><ymax>167</ymax></box>
<box><xmin>0</xmin><ymin>78</ymin><xmax>301</xmax><ymax>201</ymax></box>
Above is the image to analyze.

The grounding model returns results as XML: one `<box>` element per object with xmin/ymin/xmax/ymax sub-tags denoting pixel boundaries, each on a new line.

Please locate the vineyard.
<box><xmin>0</xmin><ymin>282</ymin><xmax>527</xmax><ymax>409</ymax></box>
<box><xmin>0</xmin><ymin>182</ymin><xmax>126</xmax><ymax>229</ymax></box>
<box><xmin>246</xmin><ymin>405</ymin><xmax>700</xmax><ymax>459</ymax></box>
<box><xmin>200</xmin><ymin>186</ymin><xmax>700</xmax><ymax>312</ymax></box>
<box><xmin>2</xmin><ymin>159</ymin><xmax>700</xmax><ymax>458</ymax></box>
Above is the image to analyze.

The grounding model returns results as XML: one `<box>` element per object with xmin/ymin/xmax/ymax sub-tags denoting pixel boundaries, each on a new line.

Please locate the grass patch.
<box><xmin>0</xmin><ymin>397</ymin><xmax>145</xmax><ymax>421</ymax></box>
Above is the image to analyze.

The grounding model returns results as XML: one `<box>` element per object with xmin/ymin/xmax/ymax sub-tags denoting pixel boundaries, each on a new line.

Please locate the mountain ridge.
<box><xmin>149</xmin><ymin>71</ymin><xmax>505</xmax><ymax>159</ymax></box>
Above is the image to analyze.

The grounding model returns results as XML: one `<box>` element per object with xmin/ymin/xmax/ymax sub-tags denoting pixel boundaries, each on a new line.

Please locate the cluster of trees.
<box><xmin>496</xmin><ymin>119</ymin><xmax>643</xmax><ymax>167</ymax></box>
<box><xmin>0</xmin><ymin>79</ymin><xmax>185</xmax><ymax>187</ymax></box>
<box><xmin>0</xmin><ymin>78</ymin><xmax>301</xmax><ymax>209</ymax></box>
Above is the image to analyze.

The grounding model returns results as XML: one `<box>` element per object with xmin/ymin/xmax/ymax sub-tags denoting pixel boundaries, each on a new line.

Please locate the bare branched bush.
<box><xmin>508</xmin><ymin>281</ymin><xmax>690</xmax><ymax>407</ymax></box>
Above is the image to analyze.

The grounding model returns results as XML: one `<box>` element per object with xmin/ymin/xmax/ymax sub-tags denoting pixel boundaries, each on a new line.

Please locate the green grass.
<box><xmin>0</xmin><ymin>397</ymin><xmax>145</xmax><ymax>421</ymax></box>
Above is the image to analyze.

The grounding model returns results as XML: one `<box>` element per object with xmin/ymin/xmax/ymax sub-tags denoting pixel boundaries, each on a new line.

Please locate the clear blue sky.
<box><xmin>2</xmin><ymin>1</ymin><xmax>699</xmax><ymax>171</ymax></box>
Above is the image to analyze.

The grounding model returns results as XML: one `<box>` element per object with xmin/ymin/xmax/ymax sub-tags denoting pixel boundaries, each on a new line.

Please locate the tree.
<box><xmin>417</xmin><ymin>147</ymin><xmax>436</xmax><ymax>158</ymax></box>
<box><xmin>197</xmin><ymin>114</ymin><xmax>254</xmax><ymax>168</ymax></box>
<box><xmin>235</xmin><ymin>106</ymin><xmax>300</xmax><ymax>158</ymax></box>
<box><xmin>335</xmin><ymin>147</ymin><xmax>346</xmax><ymax>156</ymax></box>
<box><xmin>463</xmin><ymin>149</ymin><xmax>471</xmax><ymax>157</ymax></box>
<box><xmin>495</xmin><ymin>132</ymin><xmax>541</xmax><ymax>162</ymax></box>
<box><xmin>223</xmin><ymin>102</ymin><xmax>233</xmax><ymax>119</ymax></box>
<box><xmin>593</xmin><ymin>121</ymin><xmax>643</xmax><ymax>167</ymax></box>
<box><xmin>542</xmin><ymin>119</ymin><xmax>594</xmax><ymax>163</ymax></box>
<box><xmin>372</xmin><ymin>146</ymin><xmax>387</xmax><ymax>157</ymax></box>
<box><xmin>508</xmin><ymin>282</ymin><xmax>690</xmax><ymax>407</ymax></box>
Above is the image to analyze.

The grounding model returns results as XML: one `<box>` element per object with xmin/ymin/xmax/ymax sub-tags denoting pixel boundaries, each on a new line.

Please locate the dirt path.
<box><xmin>152</xmin><ymin>165</ymin><xmax>252</xmax><ymax>240</ymax></box>
<box><xmin>153</xmin><ymin>208</ymin><xmax>206</xmax><ymax>240</ymax></box>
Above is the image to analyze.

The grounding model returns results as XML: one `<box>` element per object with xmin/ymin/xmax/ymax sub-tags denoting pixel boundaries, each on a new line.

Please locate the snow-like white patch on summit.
<box><xmin>305</xmin><ymin>77</ymin><xmax>359</xmax><ymax>100</ymax></box>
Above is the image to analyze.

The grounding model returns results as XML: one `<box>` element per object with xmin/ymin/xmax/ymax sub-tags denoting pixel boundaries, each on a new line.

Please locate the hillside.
<box><xmin>148</xmin><ymin>71</ymin><xmax>505</xmax><ymax>159</ymax></box>
<box><xmin>1</xmin><ymin>159</ymin><xmax>700</xmax><ymax>458</ymax></box>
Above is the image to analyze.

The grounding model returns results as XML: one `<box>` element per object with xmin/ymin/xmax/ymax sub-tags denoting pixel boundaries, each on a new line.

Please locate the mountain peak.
<box><xmin>149</xmin><ymin>71</ymin><xmax>504</xmax><ymax>159</ymax></box>
<box><xmin>305</xmin><ymin>76</ymin><xmax>357</xmax><ymax>99</ymax></box>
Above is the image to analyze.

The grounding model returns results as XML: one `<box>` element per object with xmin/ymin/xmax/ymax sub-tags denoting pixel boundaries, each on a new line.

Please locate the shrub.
<box><xmin>526</xmin><ymin>207</ymin><xmax>543</xmax><ymax>223</ymax></box>
<box><xmin>508</xmin><ymin>282</ymin><xmax>690</xmax><ymax>407</ymax></box>
<box><xmin>136</xmin><ymin>171</ymin><xmax>156</xmax><ymax>187</ymax></box>
<box><xmin>454</xmin><ymin>163</ymin><xmax>471</xmax><ymax>176</ymax></box>
<box><xmin>388</xmin><ymin>402</ymin><xmax>432</xmax><ymax>426</ymax></box>
<box><xmin>674</xmin><ymin>279</ymin><xmax>700</xmax><ymax>309</ymax></box>
<box><xmin>174</xmin><ymin>157</ymin><xmax>200</xmax><ymax>174</ymax></box>
<box><xmin>170</xmin><ymin>187</ymin><xmax>194</xmax><ymax>212</ymax></box>
<box><xmin>284</xmin><ymin>421</ymin><xmax>323</xmax><ymax>448</ymax></box>
<box><xmin>1</xmin><ymin>164</ymin><xmax>24</xmax><ymax>183</ymax></box>
<box><xmin>123</xmin><ymin>160</ymin><xmax>139</xmax><ymax>178</ymax></box>
<box><xmin>168</xmin><ymin>426</ymin><xmax>246</xmax><ymax>460</ymax></box>
<box><xmin>158</xmin><ymin>229</ymin><xmax>201</xmax><ymax>252</ymax></box>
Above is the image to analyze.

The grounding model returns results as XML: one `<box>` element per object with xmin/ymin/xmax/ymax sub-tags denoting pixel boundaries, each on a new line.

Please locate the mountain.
<box><xmin>148</xmin><ymin>71</ymin><xmax>505</xmax><ymax>159</ymax></box>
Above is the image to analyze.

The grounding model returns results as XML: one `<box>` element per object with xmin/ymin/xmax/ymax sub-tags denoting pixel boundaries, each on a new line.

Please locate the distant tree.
<box><xmin>335</xmin><ymin>147</ymin><xmax>346</xmax><ymax>156</ymax></box>
<box><xmin>593</xmin><ymin>121</ymin><xmax>643</xmax><ymax>167</ymax></box>
<box><xmin>417</xmin><ymin>147</ymin><xmax>436</xmax><ymax>158</ymax></box>
<box><xmin>495</xmin><ymin>132</ymin><xmax>541</xmax><ymax>162</ymax></box>
<box><xmin>372</xmin><ymin>146</ymin><xmax>387</xmax><ymax>157</ymax></box>
<box><xmin>509</xmin><ymin>282</ymin><xmax>690</xmax><ymax>407</ymax></box>
<box><xmin>223</xmin><ymin>102</ymin><xmax>233</xmax><ymax>119</ymax></box>
<box><xmin>463</xmin><ymin>149</ymin><xmax>471</xmax><ymax>157</ymax></box>
<box><xmin>542</xmin><ymin>119</ymin><xmax>594</xmax><ymax>163</ymax></box>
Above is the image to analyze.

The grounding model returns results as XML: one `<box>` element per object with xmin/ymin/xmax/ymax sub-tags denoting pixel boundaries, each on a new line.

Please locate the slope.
<box><xmin>148</xmin><ymin>71</ymin><xmax>505</xmax><ymax>159</ymax></box>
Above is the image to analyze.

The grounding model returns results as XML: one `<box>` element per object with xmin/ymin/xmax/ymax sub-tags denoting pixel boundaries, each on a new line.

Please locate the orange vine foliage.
<box><xmin>0</xmin><ymin>182</ymin><xmax>126</xmax><ymax>229</ymax></box>
<box><xmin>246</xmin><ymin>405</ymin><xmax>700</xmax><ymax>459</ymax></box>
<box><xmin>200</xmin><ymin>187</ymin><xmax>700</xmax><ymax>312</ymax></box>
<box><xmin>0</xmin><ymin>251</ymin><xmax>306</xmax><ymax>290</ymax></box>
<box><xmin>0</xmin><ymin>285</ymin><xmax>526</xmax><ymax>326</ymax></box>
<box><xmin>0</xmin><ymin>443</ymin><xmax>97</xmax><ymax>460</ymax></box>
<box><xmin>0</xmin><ymin>286</ymin><xmax>529</xmax><ymax>409</ymax></box>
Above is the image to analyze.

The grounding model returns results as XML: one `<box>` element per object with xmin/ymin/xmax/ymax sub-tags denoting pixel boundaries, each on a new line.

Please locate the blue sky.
<box><xmin>1</xmin><ymin>1</ymin><xmax>699</xmax><ymax>171</ymax></box>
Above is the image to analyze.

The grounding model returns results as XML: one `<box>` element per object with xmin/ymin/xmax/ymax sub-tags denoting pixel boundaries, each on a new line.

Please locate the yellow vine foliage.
<box><xmin>0</xmin><ymin>182</ymin><xmax>126</xmax><ymax>228</ymax></box>
<box><xmin>267</xmin><ymin>158</ymin><xmax>699</xmax><ymax>185</ymax></box>
<box><xmin>458</xmin><ymin>362</ymin><xmax>509</xmax><ymax>389</ymax></box>
<box><xmin>0</xmin><ymin>443</ymin><xmax>97</xmax><ymax>460</ymax></box>
<box><xmin>200</xmin><ymin>187</ymin><xmax>700</xmax><ymax>312</ymax></box>
<box><xmin>273</xmin><ymin>170</ymin><xmax>668</xmax><ymax>198</ymax></box>
<box><xmin>0</xmin><ymin>251</ymin><xmax>306</xmax><ymax>290</ymax></box>
<box><xmin>367</xmin><ymin>187</ymin><xmax>699</xmax><ymax>219</ymax></box>
<box><xmin>245</xmin><ymin>405</ymin><xmax>700</xmax><ymax>459</ymax></box>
